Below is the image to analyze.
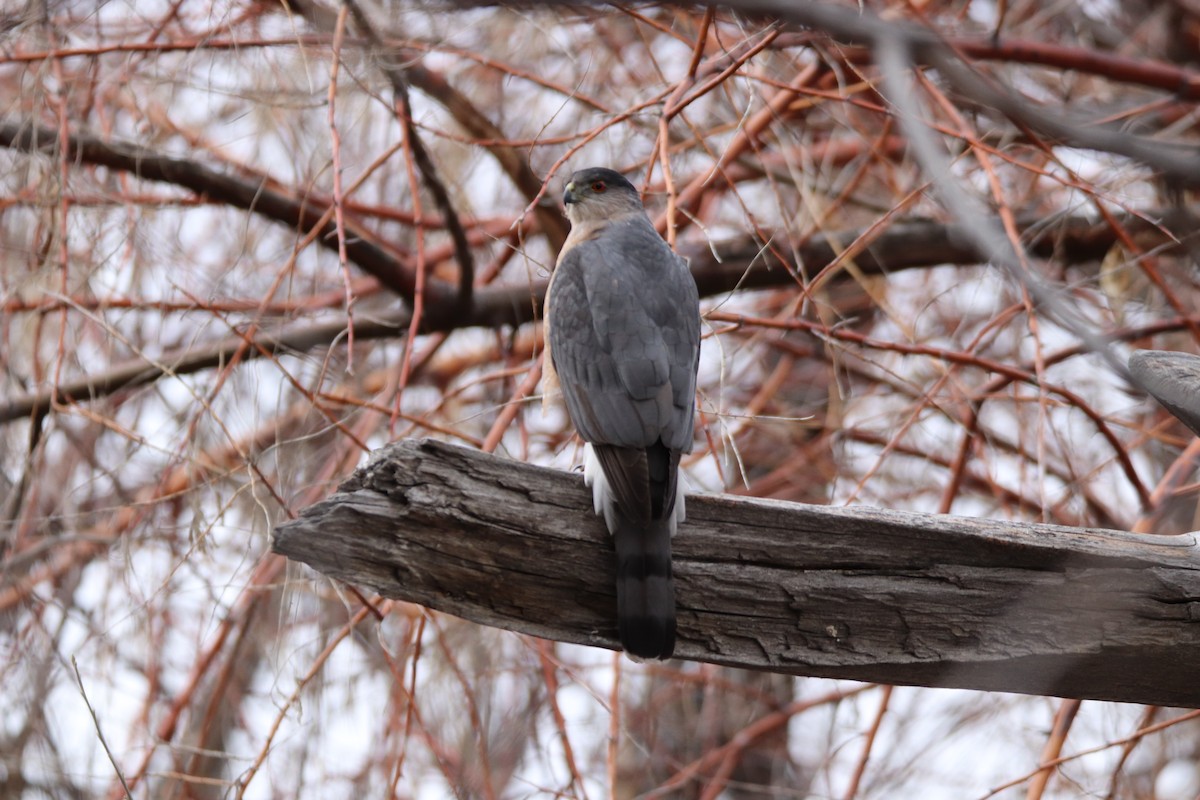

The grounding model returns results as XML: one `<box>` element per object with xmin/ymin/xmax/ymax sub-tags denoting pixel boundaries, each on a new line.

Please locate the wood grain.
<box><xmin>272</xmin><ymin>438</ymin><xmax>1200</xmax><ymax>707</ymax></box>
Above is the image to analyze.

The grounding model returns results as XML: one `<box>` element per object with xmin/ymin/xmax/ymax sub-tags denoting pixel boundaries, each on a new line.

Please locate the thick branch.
<box><xmin>272</xmin><ymin>439</ymin><xmax>1200</xmax><ymax>708</ymax></box>
<box><xmin>0</xmin><ymin>121</ymin><xmax>431</xmax><ymax>303</ymax></box>
<box><xmin>402</xmin><ymin>62</ymin><xmax>571</xmax><ymax>252</ymax></box>
<box><xmin>0</xmin><ymin>211</ymin><xmax>1191</xmax><ymax>424</ymax></box>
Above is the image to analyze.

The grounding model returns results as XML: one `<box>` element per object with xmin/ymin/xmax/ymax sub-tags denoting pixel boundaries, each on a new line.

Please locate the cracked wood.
<box><xmin>271</xmin><ymin>439</ymin><xmax>1200</xmax><ymax>707</ymax></box>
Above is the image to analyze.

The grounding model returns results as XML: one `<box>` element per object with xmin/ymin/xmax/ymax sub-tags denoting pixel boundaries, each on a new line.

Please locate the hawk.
<box><xmin>545</xmin><ymin>167</ymin><xmax>701</xmax><ymax>659</ymax></box>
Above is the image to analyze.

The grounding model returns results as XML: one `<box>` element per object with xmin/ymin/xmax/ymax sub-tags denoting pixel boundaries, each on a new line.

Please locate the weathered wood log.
<box><xmin>271</xmin><ymin>438</ymin><xmax>1200</xmax><ymax>708</ymax></box>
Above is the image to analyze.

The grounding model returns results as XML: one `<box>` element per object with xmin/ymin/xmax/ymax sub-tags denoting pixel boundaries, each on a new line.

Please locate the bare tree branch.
<box><xmin>272</xmin><ymin>438</ymin><xmax>1200</xmax><ymax>709</ymax></box>
<box><xmin>0</xmin><ymin>121</ymin><xmax>433</xmax><ymax>304</ymax></box>
<box><xmin>511</xmin><ymin>0</ymin><xmax>1200</xmax><ymax>186</ymax></box>
<box><xmin>821</xmin><ymin>34</ymin><xmax>1200</xmax><ymax>101</ymax></box>
<box><xmin>288</xmin><ymin>0</ymin><xmax>571</xmax><ymax>254</ymax></box>
<box><xmin>2</xmin><ymin>211</ymin><xmax>1186</xmax><ymax>425</ymax></box>
<box><xmin>344</xmin><ymin>0</ymin><xmax>476</xmax><ymax>309</ymax></box>
<box><xmin>10</xmin><ymin>2</ymin><xmax>1200</xmax><ymax>794</ymax></box>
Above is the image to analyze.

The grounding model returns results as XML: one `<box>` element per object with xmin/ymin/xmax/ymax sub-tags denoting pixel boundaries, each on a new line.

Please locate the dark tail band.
<box><xmin>613</xmin><ymin>518</ymin><xmax>676</xmax><ymax>659</ymax></box>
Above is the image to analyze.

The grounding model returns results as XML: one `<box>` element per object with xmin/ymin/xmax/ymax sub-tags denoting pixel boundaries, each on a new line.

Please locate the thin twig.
<box><xmin>71</xmin><ymin>656</ymin><xmax>133</xmax><ymax>800</ymax></box>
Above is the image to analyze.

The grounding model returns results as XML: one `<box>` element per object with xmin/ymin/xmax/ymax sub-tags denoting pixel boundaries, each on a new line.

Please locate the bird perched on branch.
<box><xmin>544</xmin><ymin>167</ymin><xmax>701</xmax><ymax>660</ymax></box>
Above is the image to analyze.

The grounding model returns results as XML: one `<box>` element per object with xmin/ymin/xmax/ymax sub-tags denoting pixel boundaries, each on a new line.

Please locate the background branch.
<box><xmin>0</xmin><ymin>121</ymin><xmax>429</xmax><ymax>303</ymax></box>
<box><xmin>2</xmin><ymin>211</ymin><xmax>1185</xmax><ymax>425</ymax></box>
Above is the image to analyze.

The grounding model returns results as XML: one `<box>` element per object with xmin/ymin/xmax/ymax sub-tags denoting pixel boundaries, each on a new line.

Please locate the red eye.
<box><xmin>591</xmin><ymin>181</ymin><xmax>607</xmax><ymax>193</ymax></box>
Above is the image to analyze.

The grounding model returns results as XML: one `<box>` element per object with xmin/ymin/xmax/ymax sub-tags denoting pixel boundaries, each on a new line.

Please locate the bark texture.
<box><xmin>272</xmin><ymin>438</ymin><xmax>1200</xmax><ymax>708</ymax></box>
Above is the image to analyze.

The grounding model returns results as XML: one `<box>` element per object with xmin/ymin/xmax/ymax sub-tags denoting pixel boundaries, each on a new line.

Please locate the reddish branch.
<box><xmin>9</xmin><ymin>30</ymin><xmax>1200</xmax><ymax>103</ymax></box>
<box><xmin>287</xmin><ymin>0</ymin><xmax>571</xmax><ymax>253</ymax></box>
<box><xmin>521</xmin><ymin>0</ymin><xmax>1200</xmax><ymax>186</ymax></box>
<box><xmin>794</xmin><ymin>33</ymin><xmax>1200</xmax><ymax>102</ymax></box>
<box><xmin>343</xmin><ymin>0</ymin><xmax>476</xmax><ymax>309</ymax></box>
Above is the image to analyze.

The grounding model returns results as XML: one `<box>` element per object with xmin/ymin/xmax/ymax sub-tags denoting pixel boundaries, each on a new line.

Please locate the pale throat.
<box><xmin>559</xmin><ymin>203</ymin><xmax>642</xmax><ymax>265</ymax></box>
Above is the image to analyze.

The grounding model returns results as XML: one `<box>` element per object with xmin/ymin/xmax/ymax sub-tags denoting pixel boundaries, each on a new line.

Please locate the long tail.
<box><xmin>613</xmin><ymin>517</ymin><xmax>675</xmax><ymax>660</ymax></box>
<box><xmin>587</xmin><ymin>441</ymin><xmax>681</xmax><ymax>659</ymax></box>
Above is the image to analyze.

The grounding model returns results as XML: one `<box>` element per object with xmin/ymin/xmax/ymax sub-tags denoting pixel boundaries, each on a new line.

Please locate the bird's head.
<box><xmin>562</xmin><ymin>167</ymin><xmax>643</xmax><ymax>224</ymax></box>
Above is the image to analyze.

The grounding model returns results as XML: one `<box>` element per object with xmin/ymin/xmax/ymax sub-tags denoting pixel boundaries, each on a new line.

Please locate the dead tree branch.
<box><xmin>272</xmin><ymin>438</ymin><xmax>1200</xmax><ymax>709</ymax></box>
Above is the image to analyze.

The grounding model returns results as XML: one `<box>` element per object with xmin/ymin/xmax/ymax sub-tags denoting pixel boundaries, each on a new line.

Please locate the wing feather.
<box><xmin>547</xmin><ymin>216</ymin><xmax>700</xmax><ymax>454</ymax></box>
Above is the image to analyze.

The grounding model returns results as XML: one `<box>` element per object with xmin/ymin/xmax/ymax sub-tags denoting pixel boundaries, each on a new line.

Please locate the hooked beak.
<box><xmin>563</xmin><ymin>181</ymin><xmax>579</xmax><ymax>206</ymax></box>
